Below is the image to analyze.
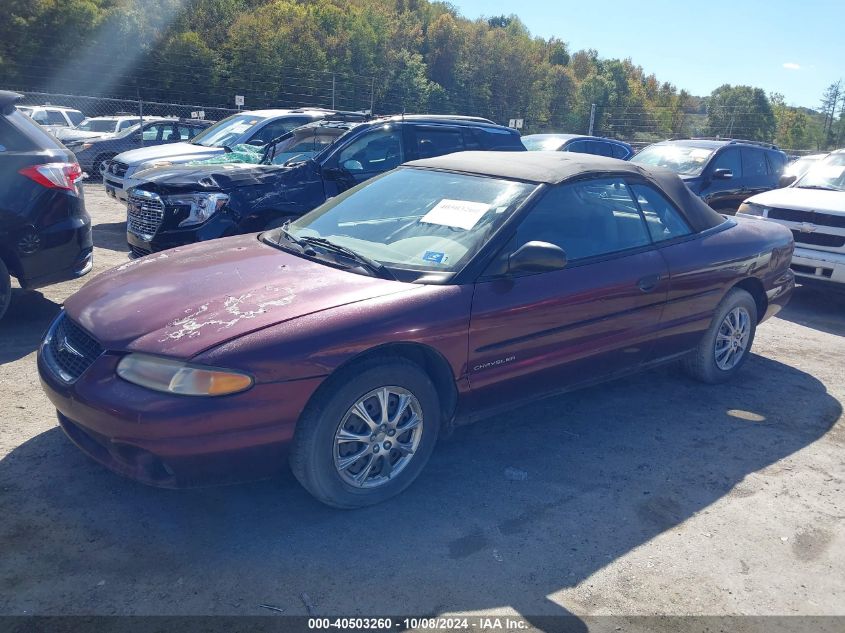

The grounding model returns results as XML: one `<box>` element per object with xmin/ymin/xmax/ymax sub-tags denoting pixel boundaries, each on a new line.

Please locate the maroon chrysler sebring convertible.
<box><xmin>38</xmin><ymin>152</ymin><xmax>795</xmax><ymax>507</ymax></box>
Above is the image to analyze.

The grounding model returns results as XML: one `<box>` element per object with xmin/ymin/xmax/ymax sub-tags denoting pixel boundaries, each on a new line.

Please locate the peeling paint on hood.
<box><xmin>64</xmin><ymin>235</ymin><xmax>417</xmax><ymax>358</ymax></box>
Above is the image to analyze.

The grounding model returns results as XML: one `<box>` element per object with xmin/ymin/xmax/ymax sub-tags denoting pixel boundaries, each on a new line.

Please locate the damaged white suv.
<box><xmin>738</xmin><ymin>149</ymin><xmax>845</xmax><ymax>291</ymax></box>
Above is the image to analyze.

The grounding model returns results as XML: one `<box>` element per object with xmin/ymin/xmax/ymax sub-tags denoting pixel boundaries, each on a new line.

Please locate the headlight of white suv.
<box><xmin>737</xmin><ymin>202</ymin><xmax>770</xmax><ymax>217</ymax></box>
<box><xmin>116</xmin><ymin>353</ymin><xmax>253</xmax><ymax>396</ymax></box>
<box><xmin>164</xmin><ymin>192</ymin><xmax>229</xmax><ymax>227</ymax></box>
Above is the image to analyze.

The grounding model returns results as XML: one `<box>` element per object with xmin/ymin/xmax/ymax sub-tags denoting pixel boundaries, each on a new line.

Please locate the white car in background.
<box><xmin>54</xmin><ymin>115</ymin><xmax>141</xmax><ymax>143</ymax></box>
<box><xmin>738</xmin><ymin>149</ymin><xmax>845</xmax><ymax>291</ymax></box>
<box><xmin>16</xmin><ymin>105</ymin><xmax>85</xmax><ymax>132</ymax></box>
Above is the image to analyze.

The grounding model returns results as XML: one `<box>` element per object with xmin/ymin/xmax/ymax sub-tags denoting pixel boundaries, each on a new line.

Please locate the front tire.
<box><xmin>290</xmin><ymin>357</ymin><xmax>441</xmax><ymax>508</ymax></box>
<box><xmin>683</xmin><ymin>287</ymin><xmax>757</xmax><ymax>383</ymax></box>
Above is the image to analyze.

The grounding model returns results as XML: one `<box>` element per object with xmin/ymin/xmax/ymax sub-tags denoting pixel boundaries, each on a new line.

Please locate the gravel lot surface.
<box><xmin>1</xmin><ymin>184</ymin><xmax>843</xmax><ymax>623</ymax></box>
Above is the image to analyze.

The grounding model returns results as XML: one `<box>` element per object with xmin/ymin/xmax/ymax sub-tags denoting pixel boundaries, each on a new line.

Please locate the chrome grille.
<box><xmin>769</xmin><ymin>207</ymin><xmax>845</xmax><ymax>229</ymax></box>
<box><xmin>110</xmin><ymin>161</ymin><xmax>129</xmax><ymax>177</ymax></box>
<box><xmin>127</xmin><ymin>191</ymin><xmax>164</xmax><ymax>240</ymax></box>
<box><xmin>43</xmin><ymin>313</ymin><xmax>103</xmax><ymax>383</ymax></box>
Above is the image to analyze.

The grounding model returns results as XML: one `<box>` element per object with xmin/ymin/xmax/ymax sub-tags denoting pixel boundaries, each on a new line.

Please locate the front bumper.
<box><xmin>790</xmin><ymin>246</ymin><xmax>845</xmax><ymax>291</ymax></box>
<box><xmin>127</xmin><ymin>212</ymin><xmax>239</xmax><ymax>256</ymax></box>
<box><xmin>38</xmin><ymin>348</ymin><xmax>324</xmax><ymax>487</ymax></box>
<box><xmin>103</xmin><ymin>174</ymin><xmax>141</xmax><ymax>202</ymax></box>
<box><xmin>16</xmin><ymin>205</ymin><xmax>94</xmax><ymax>290</ymax></box>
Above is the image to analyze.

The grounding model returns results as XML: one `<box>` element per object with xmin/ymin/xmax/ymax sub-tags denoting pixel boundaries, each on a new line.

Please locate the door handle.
<box><xmin>637</xmin><ymin>274</ymin><xmax>661</xmax><ymax>292</ymax></box>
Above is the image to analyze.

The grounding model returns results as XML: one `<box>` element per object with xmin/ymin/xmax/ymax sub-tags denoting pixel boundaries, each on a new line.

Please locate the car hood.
<box><xmin>134</xmin><ymin>162</ymin><xmax>308</xmax><ymax>192</ymax></box>
<box><xmin>58</xmin><ymin>130</ymin><xmax>114</xmax><ymax>142</ymax></box>
<box><xmin>747</xmin><ymin>187</ymin><xmax>845</xmax><ymax>214</ymax></box>
<box><xmin>65</xmin><ymin>234</ymin><xmax>417</xmax><ymax>358</ymax></box>
<box><xmin>116</xmin><ymin>142</ymin><xmax>225</xmax><ymax>166</ymax></box>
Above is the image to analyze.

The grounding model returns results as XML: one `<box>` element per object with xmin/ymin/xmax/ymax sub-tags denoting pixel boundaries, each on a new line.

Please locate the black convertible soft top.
<box><xmin>407</xmin><ymin>151</ymin><xmax>726</xmax><ymax>233</ymax></box>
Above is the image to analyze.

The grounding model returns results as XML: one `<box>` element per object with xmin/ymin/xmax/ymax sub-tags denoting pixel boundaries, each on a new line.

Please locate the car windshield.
<box><xmin>190</xmin><ymin>113</ymin><xmax>267</xmax><ymax>147</ymax></box>
<box><xmin>631</xmin><ymin>144</ymin><xmax>715</xmax><ymax>176</ymax></box>
<box><xmin>522</xmin><ymin>136</ymin><xmax>568</xmax><ymax>151</ymax></box>
<box><xmin>784</xmin><ymin>155</ymin><xmax>823</xmax><ymax>179</ymax></box>
<box><xmin>267</xmin><ymin>168</ymin><xmax>536</xmax><ymax>279</ymax></box>
<box><xmin>794</xmin><ymin>153</ymin><xmax>845</xmax><ymax>192</ymax></box>
<box><xmin>76</xmin><ymin>118</ymin><xmax>118</xmax><ymax>132</ymax></box>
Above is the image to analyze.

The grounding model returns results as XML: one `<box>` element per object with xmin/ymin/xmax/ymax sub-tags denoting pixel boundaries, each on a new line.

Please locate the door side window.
<box><xmin>710</xmin><ymin>148</ymin><xmax>742</xmax><ymax>177</ymax></box>
<box><xmin>67</xmin><ymin>111</ymin><xmax>85</xmax><ymax>126</ymax></box>
<box><xmin>564</xmin><ymin>140</ymin><xmax>589</xmax><ymax>154</ymax></box>
<box><xmin>513</xmin><ymin>178</ymin><xmax>650</xmax><ymax>262</ymax></box>
<box><xmin>612</xmin><ymin>144</ymin><xmax>631</xmax><ymax>159</ymax></box>
<box><xmin>30</xmin><ymin>111</ymin><xmax>49</xmax><ymax>124</ymax></box>
<box><xmin>587</xmin><ymin>140</ymin><xmax>613</xmax><ymax>157</ymax></box>
<box><xmin>741</xmin><ymin>148</ymin><xmax>768</xmax><ymax>177</ymax></box>
<box><xmin>46</xmin><ymin>110</ymin><xmax>68</xmax><ymax>125</ymax></box>
<box><xmin>630</xmin><ymin>183</ymin><xmax>692</xmax><ymax>242</ymax></box>
<box><xmin>141</xmin><ymin>124</ymin><xmax>163</xmax><ymax>141</ymax></box>
<box><xmin>337</xmin><ymin>127</ymin><xmax>404</xmax><ymax>174</ymax></box>
<box><xmin>766</xmin><ymin>151</ymin><xmax>786</xmax><ymax>176</ymax></box>
<box><xmin>409</xmin><ymin>126</ymin><xmax>464</xmax><ymax>159</ymax></box>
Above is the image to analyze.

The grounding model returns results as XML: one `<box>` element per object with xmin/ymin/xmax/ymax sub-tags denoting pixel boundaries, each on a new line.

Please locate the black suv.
<box><xmin>0</xmin><ymin>91</ymin><xmax>93</xmax><ymax>319</ymax></box>
<box><xmin>631</xmin><ymin>138</ymin><xmax>787</xmax><ymax>214</ymax></box>
<box><xmin>125</xmin><ymin>115</ymin><xmax>526</xmax><ymax>255</ymax></box>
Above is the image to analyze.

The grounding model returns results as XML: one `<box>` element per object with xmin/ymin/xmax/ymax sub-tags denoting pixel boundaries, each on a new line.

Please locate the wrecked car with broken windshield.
<box><xmin>38</xmin><ymin>151</ymin><xmax>794</xmax><ymax>508</ymax></box>
<box><xmin>123</xmin><ymin>115</ymin><xmax>525</xmax><ymax>257</ymax></box>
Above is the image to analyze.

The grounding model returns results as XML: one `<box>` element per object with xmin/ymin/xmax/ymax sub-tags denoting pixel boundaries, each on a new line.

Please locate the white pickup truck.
<box><xmin>737</xmin><ymin>149</ymin><xmax>845</xmax><ymax>291</ymax></box>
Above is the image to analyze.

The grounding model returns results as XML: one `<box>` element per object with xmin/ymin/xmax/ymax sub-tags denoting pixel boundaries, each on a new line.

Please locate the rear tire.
<box><xmin>0</xmin><ymin>259</ymin><xmax>11</xmax><ymax>321</ymax></box>
<box><xmin>683</xmin><ymin>288</ymin><xmax>757</xmax><ymax>384</ymax></box>
<box><xmin>290</xmin><ymin>357</ymin><xmax>441</xmax><ymax>508</ymax></box>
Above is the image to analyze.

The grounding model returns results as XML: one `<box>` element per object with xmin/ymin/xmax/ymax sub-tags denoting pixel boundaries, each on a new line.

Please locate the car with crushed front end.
<box><xmin>38</xmin><ymin>151</ymin><xmax>795</xmax><ymax>507</ymax></box>
<box><xmin>122</xmin><ymin>115</ymin><xmax>525</xmax><ymax>257</ymax></box>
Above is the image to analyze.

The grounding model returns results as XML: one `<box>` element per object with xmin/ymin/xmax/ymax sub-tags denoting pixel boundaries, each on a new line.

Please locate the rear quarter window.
<box><xmin>1</xmin><ymin>110</ymin><xmax>63</xmax><ymax>151</ymax></box>
<box><xmin>477</xmin><ymin>128</ymin><xmax>524</xmax><ymax>150</ymax></box>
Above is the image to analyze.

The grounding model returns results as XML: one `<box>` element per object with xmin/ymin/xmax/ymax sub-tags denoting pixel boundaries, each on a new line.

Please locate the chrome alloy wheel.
<box><xmin>333</xmin><ymin>386</ymin><xmax>424</xmax><ymax>489</ymax></box>
<box><xmin>714</xmin><ymin>306</ymin><xmax>751</xmax><ymax>371</ymax></box>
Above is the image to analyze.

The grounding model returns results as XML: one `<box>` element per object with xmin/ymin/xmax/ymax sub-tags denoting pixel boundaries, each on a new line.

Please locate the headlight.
<box><xmin>737</xmin><ymin>202</ymin><xmax>769</xmax><ymax>217</ymax></box>
<box><xmin>147</xmin><ymin>160</ymin><xmax>173</xmax><ymax>169</ymax></box>
<box><xmin>164</xmin><ymin>192</ymin><xmax>229</xmax><ymax>227</ymax></box>
<box><xmin>116</xmin><ymin>353</ymin><xmax>253</xmax><ymax>396</ymax></box>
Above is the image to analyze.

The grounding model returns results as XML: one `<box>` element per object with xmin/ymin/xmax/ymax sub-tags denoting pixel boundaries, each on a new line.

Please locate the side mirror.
<box><xmin>341</xmin><ymin>159</ymin><xmax>363</xmax><ymax>172</ymax></box>
<box><xmin>712</xmin><ymin>168</ymin><xmax>733</xmax><ymax>180</ymax></box>
<box><xmin>778</xmin><ymin>174</ymin><xmax>797</xmax><ymax>188</ymax></box>
<box><xmin>508</xmin><ymin>241</ymin><xmax>568</xmax><ymax>274</ymax></box>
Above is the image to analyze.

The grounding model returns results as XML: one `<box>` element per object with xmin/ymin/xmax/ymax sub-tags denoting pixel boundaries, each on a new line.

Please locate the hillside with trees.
<box><xmin>1</xmin><ymin>0</ymin><xmax>841</xmax><ymax>149</ymax></box>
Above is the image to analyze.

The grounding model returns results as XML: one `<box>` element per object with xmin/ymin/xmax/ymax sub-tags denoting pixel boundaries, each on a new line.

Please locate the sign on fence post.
<box><xmin>235</xmin><ymin>95</ymin><xmax>244</xmax><ymax>110</ymax></box>
<box><xmin>508</xmin><ymin>119</ymin><xmax>523</xmax><ymax>129</ymax></box>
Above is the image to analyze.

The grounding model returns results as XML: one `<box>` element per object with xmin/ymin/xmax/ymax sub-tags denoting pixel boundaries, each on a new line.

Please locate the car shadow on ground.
<box><xmin>778</xmin><ymin>285</ymin><xmax>845</xmax><ymax>337</ymax></box>
<box><xmin>92</xmin><ymin>221</ymin><xmax>130</xmax><ymax>254</ymax></box>
<box><xmin>0</xmin><ymin>355</ymin><xmax>840</xmax><ymax>624</ymax></box>
<box><xmin>0</xmin><ymin>290</ymin><xmax>60</xmax><ymax>363</ymax></box>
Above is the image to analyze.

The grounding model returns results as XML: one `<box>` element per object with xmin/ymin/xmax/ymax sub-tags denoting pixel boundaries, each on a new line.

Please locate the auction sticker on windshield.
<box><xmin>421</xmin><ymin>199</ymin><xmax>490</xmax><ymax>231</ymax></box>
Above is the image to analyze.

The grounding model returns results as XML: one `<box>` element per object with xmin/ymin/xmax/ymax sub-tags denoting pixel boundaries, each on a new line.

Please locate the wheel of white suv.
<box><xmin>290</xmin><ymin>357</ymin><xmax>441</xmax><ymax>508</ymax></box>
<box><xmin>683</xmin><ymin>287</ymin><xmax>758</xmax><ymax>384</ymax></box>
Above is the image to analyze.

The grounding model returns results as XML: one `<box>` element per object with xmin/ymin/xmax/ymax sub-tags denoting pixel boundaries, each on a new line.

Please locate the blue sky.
<box><xmin>451</xmin><ymin>0</ymin><xmax>842</xmax><ymax>109</ymax></box>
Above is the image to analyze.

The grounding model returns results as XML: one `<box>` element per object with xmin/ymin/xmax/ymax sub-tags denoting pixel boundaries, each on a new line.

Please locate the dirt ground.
<box><xmin>0</xmin><ymin>184</ymin><xmax>843</xmax><ymax>622</ymax></box>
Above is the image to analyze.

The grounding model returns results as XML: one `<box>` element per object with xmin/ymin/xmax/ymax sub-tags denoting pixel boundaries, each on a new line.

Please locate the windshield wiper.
<box><xmin>797</xmin><ymin>184</ymin><xmax>841</xmax><ymax>191</ymax></box>
<box><xmin>298</xmin><ymin>236</ymin><xmax>396</xmax><ymax>280</ymax></box>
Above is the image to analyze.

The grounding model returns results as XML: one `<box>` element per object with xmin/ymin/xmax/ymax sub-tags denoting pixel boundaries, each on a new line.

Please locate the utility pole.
<box><xmin>588</xmin><ymin>103</ymin><xmax>596</xmax><ymax>135</ymax></box>
<box><xmin>370</xmin><ymin>76</ymin><xmax>375</xmax><ymax>115</ymax></box>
